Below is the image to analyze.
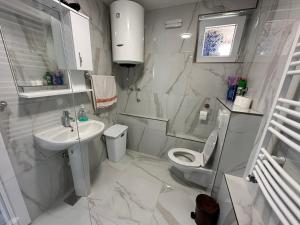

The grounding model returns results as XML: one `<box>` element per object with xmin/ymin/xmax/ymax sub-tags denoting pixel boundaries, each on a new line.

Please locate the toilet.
<box><xmin>167</xmin><ymin>110</ymin><xmax>228</xmax><ymax>188</ymax></box>
<box><xmin>168</xmin><ymin>129</ymin><xmax>218</xmax><ymax>169</ymax></box>
<box><xmin>167</xmin><ymin>130</ymin><xmax>218</xmax><ymax>187</ymax></box>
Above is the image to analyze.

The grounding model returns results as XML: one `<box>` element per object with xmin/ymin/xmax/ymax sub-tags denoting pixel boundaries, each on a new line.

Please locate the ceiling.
<box><xmin>103</xmin><ymin>0</ymin><xmax>199</xmax><ymax>10</ymax></box>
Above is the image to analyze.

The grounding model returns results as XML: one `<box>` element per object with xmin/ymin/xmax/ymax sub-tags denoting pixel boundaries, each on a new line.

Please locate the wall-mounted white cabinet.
<box><xmin>52</xmin><ymin>10</ymin><xmax>93</xmax><ymax>71</ymax></box>
<box><xmin>69</xmin><ymin>12</ymin><xmax>93</xmax><ymax>70</ymax></box>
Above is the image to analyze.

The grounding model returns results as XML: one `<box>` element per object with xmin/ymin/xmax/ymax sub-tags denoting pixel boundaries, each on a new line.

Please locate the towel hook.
<box><xmin>0</xmin><ymin>101</ymin><xmax>7</xmax><ymax>111</ymax></box>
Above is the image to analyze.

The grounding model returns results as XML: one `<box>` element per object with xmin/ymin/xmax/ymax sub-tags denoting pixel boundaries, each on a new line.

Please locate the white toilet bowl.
<box><xmin>167</xmin><ymin>129</ymin><xmax>218</xmax><ymax>187</ymax></box>
<box><xmin>168</xmin><ymin>148</ymin><xmax>204</xmax><ymax>168</ymax></box>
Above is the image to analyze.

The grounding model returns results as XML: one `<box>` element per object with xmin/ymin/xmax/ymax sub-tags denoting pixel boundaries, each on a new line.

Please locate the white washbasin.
<box><xmin>34</xmin><ymin>120</ymin><xmax>105</xmax><ymax>151</ymax></box>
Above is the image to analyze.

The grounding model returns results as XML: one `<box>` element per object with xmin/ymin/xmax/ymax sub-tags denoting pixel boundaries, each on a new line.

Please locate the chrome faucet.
<box><xmin>62</xmin><ymin>110</ymin><xmax>75</xmax><ymax>131</ymax></box>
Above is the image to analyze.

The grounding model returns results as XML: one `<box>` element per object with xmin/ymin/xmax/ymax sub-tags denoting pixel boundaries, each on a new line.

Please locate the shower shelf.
<box><xmin>18</xmin><ymin>88</ymin><xmax>92</xmax><ymax>98</ymax></box>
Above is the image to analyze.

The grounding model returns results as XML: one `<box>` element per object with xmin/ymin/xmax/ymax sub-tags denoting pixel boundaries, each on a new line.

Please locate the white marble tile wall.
<box><xmin>117</xmin><ymin>97</ymin><xmax>232</xmax><ymax>193</ymax></box>
<box><xmin>243</xmin><ymin>0</ymin><xmax>300</xmax><ymax>175</ymax></box>
<box><xmin>220</xmin><ymin>0</ymin><xmax>300</xmax><ymax>223</ymax></box>
<box><xmin>0</xmin><ymin>0</ymin><xmax>114</xmax><ymax>220</ymax></box>
<box><xmin>117</xmin><ymin>113</ymin><xmax>205</xmax><ymax>159</ymax></box>
<box><xmin>212</xmin><ymin>111</ymin><xmax>262</xmax><ymax>196</ymax></box>
<box><xmin>114</xmin><ymin>1</ymin><xmax>258</xmax><ymax>144</ymax></box>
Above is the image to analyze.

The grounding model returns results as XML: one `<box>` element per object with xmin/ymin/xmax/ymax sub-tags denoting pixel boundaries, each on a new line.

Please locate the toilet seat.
<box><xmin>168</xmin><ymin>148</ymin><xmax>204</xmax><ymax>168</ymax></box>
<box><xmin>168</xmin><ymin>130</ymin><xmax>218</xmax><ymax>168</ymax></box>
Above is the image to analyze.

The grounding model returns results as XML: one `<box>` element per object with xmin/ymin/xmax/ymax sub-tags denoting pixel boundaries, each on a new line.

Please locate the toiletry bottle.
<box><xmin>78</xmin><ymin>105</ymin><xmax>88</xmax><ymax>121</ymax></box>
<box><xmin>227</xmin><ymin>76</ymin><xmax>238</xmax><ymax>101</ymax></box>
<box><xmin>58</xmin><ymin>70</ymin><xmax>64</xmax><ymax>85</ymax></box>
<box><xmin>43</xmin><ymin>71</ymin><xmax>53</xmax><ymax>86</ymax></box>
<box><xmin>53</xmin><ymin>70</ymin><xmax>64</xmax><ymax>85</ymax></box>
<box><xmin>236</xmin><ymin>78</ymin><xmax>247</xmax><ymax>96</ymax></box>
<box><xmin>53</xmin><ymin>71</ymin><xmax>59</xmax><ymax>85</ymax></box>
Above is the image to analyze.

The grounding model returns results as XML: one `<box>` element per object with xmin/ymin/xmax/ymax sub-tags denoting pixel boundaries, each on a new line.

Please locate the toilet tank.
<box><xmin>110</xmin><ymin>0</ymin><xmax>144</xmax><ymax>65</ymax></box>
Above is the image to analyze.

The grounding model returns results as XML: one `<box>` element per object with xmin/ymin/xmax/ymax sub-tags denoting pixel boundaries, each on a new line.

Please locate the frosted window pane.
<box><xmin>202</xmin><ymin>24</ymin><xmax>237</xmax><ymax>57</ymax></box>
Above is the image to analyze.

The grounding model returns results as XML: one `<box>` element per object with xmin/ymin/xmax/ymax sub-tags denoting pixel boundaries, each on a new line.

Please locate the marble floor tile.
<box><xmin>128</xmin><ymin>151</ymin><xmax>203</xmax><ymax>198</ymax></box>
<box><xmin>89</xmin><ymin>196</ymin><xmax>153</xmax><ymax>225</ymax></box>
<box><xmin>152</xmin><ymin>190</ymin><xmax>197</xmax><ymax>225</ymax></box>
<box><xmin>31</xmin><ymin>213</ymin><xmax>69</xmax><ymax>225</ymax></box>
<box><xmin>31</xmin><ymin>198</ymin><xmax>91</xmax><ymax>225</ymax></box>
<box><xmin>89</xmin><ymin>160</ymin><xmax>125</xmax><ymax>200</ymax></box>
<box><xmin>31</xmin><ymin>150</ymin><xmax>205</xmax><ymax>225</ymax></box>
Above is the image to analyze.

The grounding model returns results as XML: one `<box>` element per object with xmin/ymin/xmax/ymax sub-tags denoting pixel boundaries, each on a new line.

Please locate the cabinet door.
<box><xmin>69</xmin><ymin>11</ymin><xmax>93</xmax><ymax>71</ymax></box>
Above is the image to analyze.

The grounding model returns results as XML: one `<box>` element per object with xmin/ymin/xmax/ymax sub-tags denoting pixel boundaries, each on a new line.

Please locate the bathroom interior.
<box><xmin>0</xmin><ymin>0</ymin><xmax>299</xmax><ymax>224</ymax></box>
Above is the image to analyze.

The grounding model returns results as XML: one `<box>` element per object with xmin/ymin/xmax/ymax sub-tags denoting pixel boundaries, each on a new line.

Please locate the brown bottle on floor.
<box><xmin>191</xmin><ymin>194</ymin><xmax>220</xmax><ymax>225</ymax></box>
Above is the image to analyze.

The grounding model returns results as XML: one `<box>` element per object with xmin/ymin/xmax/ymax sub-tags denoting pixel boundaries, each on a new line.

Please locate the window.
<box><xmin>196</xmin><ymin>13</ymin><xmax>246</xmax><ymax>62</ymax></box>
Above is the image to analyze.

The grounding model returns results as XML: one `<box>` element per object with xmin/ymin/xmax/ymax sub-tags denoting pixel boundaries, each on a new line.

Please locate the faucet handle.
<box><xmin>63</xmin><ymin>110</ymin><xmax>70</xmax><ymax>116</ymax></box>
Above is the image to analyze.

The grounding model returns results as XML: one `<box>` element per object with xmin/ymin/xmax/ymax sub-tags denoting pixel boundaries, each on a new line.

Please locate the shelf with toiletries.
<box><xmin>19</xmin><ymin>88</ymin><xmax>92</xmax><ymax>99</ymax></box>
<box><xmin>15</xmin><ymin>71</ymin><xmax>92</xmax><ymax>99</ymax></box>
<box><xmin>1</xmin><ymin>0</ymin><xmax>93</xmax><ymax>99</ymax></box>
<box><xmin>225</xmin><ymin>76</ymin><xmax>256</xmax><ymax>112</ymax></box>
<box><xmin>17</xmin><ymin>70</ymin><xmax>92</xmax><ymax>98</ymax></box>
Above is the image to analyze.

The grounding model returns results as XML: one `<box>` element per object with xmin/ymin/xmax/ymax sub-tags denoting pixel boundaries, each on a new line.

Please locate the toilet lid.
<box><xmin>168</xmin><ymin>148</ymin><xmax>204</xmax><ymax>167</ymax></box>
<box><xmin>202</xmin><ymin>129</ymin><xmax>218</xmax><ymax>166</ymax></box>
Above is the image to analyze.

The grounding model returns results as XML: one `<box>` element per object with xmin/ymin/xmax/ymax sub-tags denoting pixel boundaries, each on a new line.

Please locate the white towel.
<box><xmin>91</xmin><ymin>75</ymin><xmax>117</xmax><ymax>110</ymax></box>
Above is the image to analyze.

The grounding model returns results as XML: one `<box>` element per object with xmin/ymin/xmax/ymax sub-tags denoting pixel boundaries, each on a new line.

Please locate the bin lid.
<box><xmin>104</xmin><ymin>124</ymin><xmax>128</xmax><ymax>138</ymax></box>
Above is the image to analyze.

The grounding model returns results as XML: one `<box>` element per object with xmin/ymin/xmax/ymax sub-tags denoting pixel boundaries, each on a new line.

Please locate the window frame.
<box><xmin>196</xmin><ymin>13</ymin><xmax>246</xmax><ymax>63</ymax></box>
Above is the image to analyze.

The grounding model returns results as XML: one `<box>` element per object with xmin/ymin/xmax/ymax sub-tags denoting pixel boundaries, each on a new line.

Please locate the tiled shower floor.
<box><xmin>32</xmin><ymin>150</ymin><xmax>204</xmax><ymax>225</ymax></box>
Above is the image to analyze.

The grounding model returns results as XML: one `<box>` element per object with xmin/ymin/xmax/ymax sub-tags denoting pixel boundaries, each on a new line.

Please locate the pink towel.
<box><xmin>91</xmin><ymin>75</ymin><xmax>117</xmax><ymax>110</ymax></box>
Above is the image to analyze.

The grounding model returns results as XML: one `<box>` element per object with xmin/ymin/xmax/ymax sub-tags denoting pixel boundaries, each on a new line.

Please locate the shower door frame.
<box><xmin>0</xmin><ymin>181</ymin><xmax>18</xmax><ymax>225</ymax></box>
<box><xmin>0</xmin><ymin>132</ymin><xmax>31</xmax><ymax>225</ymax></box>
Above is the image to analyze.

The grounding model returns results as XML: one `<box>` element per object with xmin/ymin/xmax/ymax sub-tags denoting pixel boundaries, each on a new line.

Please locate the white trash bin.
<box><xmin>104</xmin><ymin>124</ymin><xmax>128</xmax><ymax>162</ymax></box>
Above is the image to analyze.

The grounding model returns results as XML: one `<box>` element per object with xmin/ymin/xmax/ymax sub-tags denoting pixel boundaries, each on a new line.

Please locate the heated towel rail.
<box><xmin>249</xmin><ymin>25</ymin><xmax>300</xmax><ymax>225</ymax></box>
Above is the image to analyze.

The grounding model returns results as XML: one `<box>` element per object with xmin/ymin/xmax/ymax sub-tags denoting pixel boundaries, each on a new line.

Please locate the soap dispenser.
<box><xmin>78</xmin><ymin>105</ymin><xmax>88</xmax><ymax>121</ymax></box>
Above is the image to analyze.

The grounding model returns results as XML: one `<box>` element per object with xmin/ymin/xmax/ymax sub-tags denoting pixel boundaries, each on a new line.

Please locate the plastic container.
<box><xmin>236</xmin><ymin>78</ymin><xmax>247</xmax><ymax>96</ymax></box>
<box><xmin>104</xmin><ymin>124</ymin><xmax>128</xmax><ymax>162</ymax></box>
<box><xmin>43</xmin><ymin>71</ymin><xmax>53</xmax><ymax>85</ymax></box>
<box><xmin>78</xmin><ymin>105</ymin><xmax>88</xmax><ymax>121</ymax></box>
<box><xmin>53</xmin><ymin>70</ymin><xmax>64</xmax><ymax>85</ymax></box>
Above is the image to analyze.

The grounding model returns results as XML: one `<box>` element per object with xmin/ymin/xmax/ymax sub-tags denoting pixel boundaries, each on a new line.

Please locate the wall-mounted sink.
<box><xmin>34</xmin><ymin>120</ymin><xmax>105</xmax><ymax>197</ymax></box>
<box><xmin>34</xmin><ymin>120</ymin><xmax>105</xmax><ymax>151</ymax></box>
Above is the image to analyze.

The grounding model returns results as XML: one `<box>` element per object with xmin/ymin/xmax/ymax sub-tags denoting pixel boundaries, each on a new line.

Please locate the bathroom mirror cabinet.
<box><xmin>0</xmin><ymin>0</ymin><xmax>93</xmax><ymax>99</ymax></box>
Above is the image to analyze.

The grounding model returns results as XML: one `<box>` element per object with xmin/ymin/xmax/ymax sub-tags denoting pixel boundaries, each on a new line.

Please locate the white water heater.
<box><xmin>110</xmin><ymin>0</ymin><xmax>144</xmax><ymax>65</ymax></box>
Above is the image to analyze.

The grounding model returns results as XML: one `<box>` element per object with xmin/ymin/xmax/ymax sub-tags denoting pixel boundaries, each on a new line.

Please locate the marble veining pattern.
<box><xmin>31</xmin><ymin>151</ymin><xmax>205</xmax><ymax>225</ymax></box>
<box><xmin>244</xmin><ymin>0</ymin><xmax>300</xmax><ymax>177</ymax></box>
<box><xmin>114</xmin><ymin>0</ymin><xmax>257</xmax><ymax>144</ymax></box>
<box><xmin>0</xmin><ymin>0</ymin><xmax>114</xmax><ymax>220</ymax></box>
<box><xmin>117</xmin><ymin>113</ymin><xmax>205</xmax><ymax>159</ymax></box>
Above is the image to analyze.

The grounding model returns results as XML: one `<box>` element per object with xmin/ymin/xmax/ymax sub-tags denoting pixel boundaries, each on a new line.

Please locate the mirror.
<box><xmin>0</xmin><ymin>0</ymin><xmax>69</xmax><ymax>96</ymax></box>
